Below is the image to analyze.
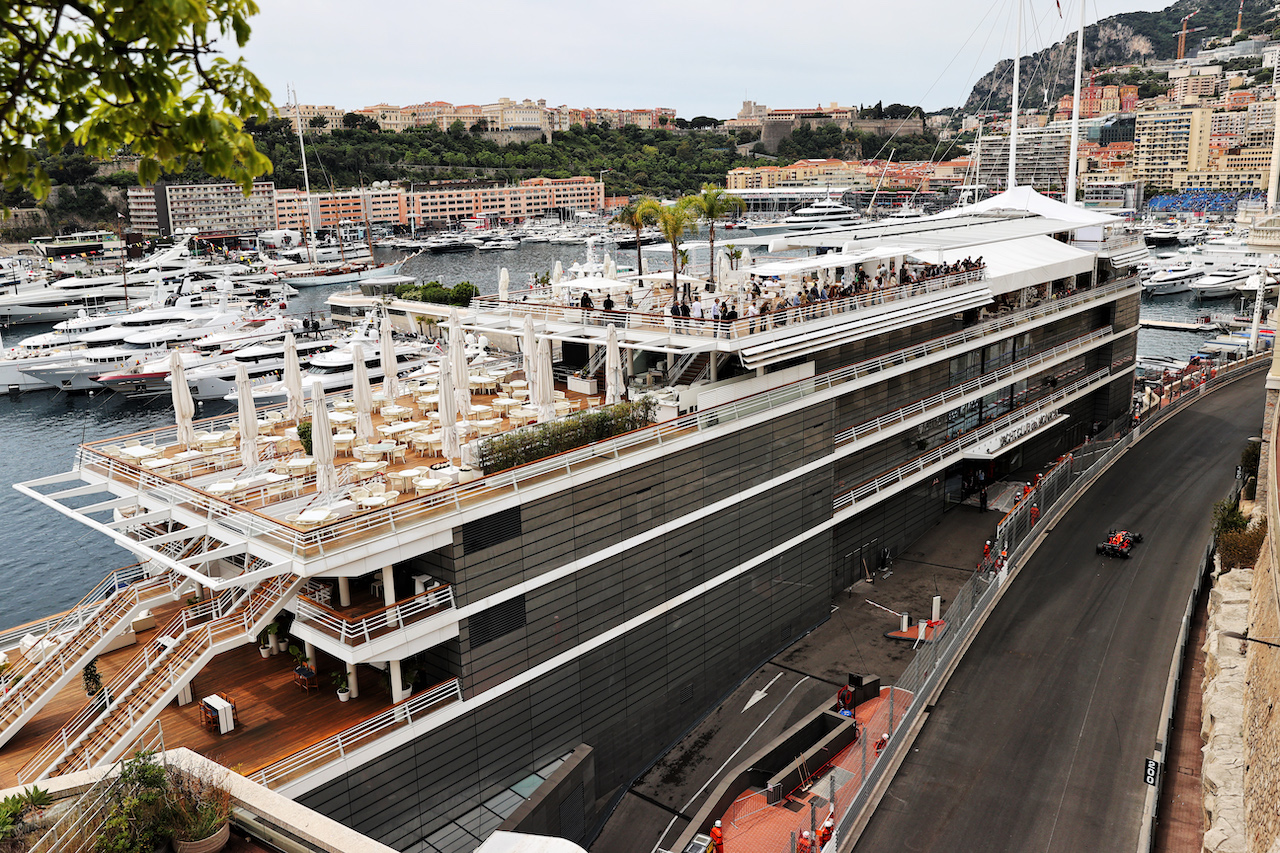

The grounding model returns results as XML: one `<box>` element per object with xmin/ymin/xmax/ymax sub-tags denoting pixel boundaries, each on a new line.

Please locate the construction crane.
<box><xmin>1236</xmin><ymin>0</ymin><xmax>1245</xmax><ymax>34</ymax></box>
<box><xmin>1172</xmin><ymin>11</ymin><xmax>1207</xmax><ymax>61</ymax></box>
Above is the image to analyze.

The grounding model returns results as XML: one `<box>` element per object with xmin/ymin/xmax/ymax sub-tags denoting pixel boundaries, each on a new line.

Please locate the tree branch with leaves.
<box><xmin>0</xmin><ymin>0</ymin><xmax>274</xmax><ymax>206</ymax></box>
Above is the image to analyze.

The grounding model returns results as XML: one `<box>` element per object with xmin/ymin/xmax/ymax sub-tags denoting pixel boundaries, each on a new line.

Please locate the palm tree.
<box><xmin>611</xmin><ymin>198</ymin><xmax>658</xmax><ymax>275</ymax></box>
<box><xmin>639</xmin><ymin>197</ymin><xmax>699</xmax><ymax>301</ymax></box>
<box><xmin>686</xmin><ymin>184</ymin><xmax>746</xmax><ymax>284</ymax></box>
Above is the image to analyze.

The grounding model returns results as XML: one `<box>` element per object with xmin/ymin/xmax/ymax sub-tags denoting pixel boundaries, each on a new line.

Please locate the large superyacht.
<box><xmin>2</xmin><ymin>188</ymin><xmax>1143</xmax><ymax>852</ymax></box>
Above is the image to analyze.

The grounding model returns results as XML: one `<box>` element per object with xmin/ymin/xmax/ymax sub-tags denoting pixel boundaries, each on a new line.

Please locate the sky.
<box><xmin>236</xmin><ymin>0</ymin><xmax>1177</xmax><ymax>120</ymax></box>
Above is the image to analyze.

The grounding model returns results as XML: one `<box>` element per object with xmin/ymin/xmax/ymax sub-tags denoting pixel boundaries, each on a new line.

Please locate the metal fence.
<box><xmin>825</xmin><ymin>350</ymin><xmax>1271</xmax><ymax>852</ymax></box>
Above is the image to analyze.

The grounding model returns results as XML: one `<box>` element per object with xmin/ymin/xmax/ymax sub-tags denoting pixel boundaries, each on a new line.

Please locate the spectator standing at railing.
<box><xmin>759</xmin><ymin>299</ymin><xmax>772</xmax><ymax>331</ymax></box>
<box><xmin>679</xmin><ymin>300</ymin><xmax>691</xmax><ymax>332</ymax></box>
<box><xmin>747</xmin><ymin>300</ymin><xmax>760</xmax><ymax>334</ymax></box>
<box><xmin>710</xmin><ymin>299</ymin><xmax>722</xmax><ymax>338</ymax></box>
<box><xmin>690</xmin><ymin>296</ymin><xmax>704</xmax><ymax>335</ymax></box>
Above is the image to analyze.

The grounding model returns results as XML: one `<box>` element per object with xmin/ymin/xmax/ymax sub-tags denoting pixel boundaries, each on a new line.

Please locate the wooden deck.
<box><xmin>92</xmin><ymin>372</ymin><xmax>600</xmax><ymax>524</ymax></box>
<box><xmin>0</xmin><ymin>599</ymin><xmax>394</xmax><ymax>787</ymax></box>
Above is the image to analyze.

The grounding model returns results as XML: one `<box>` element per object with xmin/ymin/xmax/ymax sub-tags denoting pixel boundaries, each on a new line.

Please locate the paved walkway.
<box><xmin>1153</xmin><ymin>580</ymin><xmax>1208</xmax><ymax>852</ymax></box>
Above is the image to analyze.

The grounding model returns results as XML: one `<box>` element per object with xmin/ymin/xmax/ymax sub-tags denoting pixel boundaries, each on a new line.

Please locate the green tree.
<box><xmin>1</xmin><ymin>0</ymin><xmax>273</xmax><ymax>202</ymax></box>
<box><xmin>612</xmin><ymin>197</ymin><xmax>659</xmax><ymax>274</ymax></box>
<box><xmin>639</xmin><ymin>197</ymin><xmax>699</xmax><ymax>301</ymax></box>
<box><xmin>685</xmin><ymin>184</ymin><xmax>745</xmax><ymax>284</ymax></box>
<box><xmin>308</xmin><ymin>115</ymin><xmax>328</xmax><ymax>130</ymax></box>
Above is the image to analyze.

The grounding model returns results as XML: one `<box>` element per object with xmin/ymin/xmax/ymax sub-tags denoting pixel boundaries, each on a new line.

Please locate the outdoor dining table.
<box><xmin>333</xmin><ymin>399</ymin><xmax>356</xmax><ymax>411</ymax></box>
<box><xmin>294</xmin><ymin>508</ymin><xmax>333</xmax><ymax>527</ymax></box>
<box><xmin>466</xmin><ymin>404</ymin><xmax>493</xmax><ymax>420</ymax></box>
<box><xmin>381</xmin><ymin>404</ymin><xmax>411</xmax><ymax>421</ymax></box>
<box><xmin>377</xmin><ymin>420</ymin><xmax>420</xmax><ymax>438</ymax></box>
<box><xmin>490</xmin><ymin>396</ymin><xmax>518</xmax><ymax>413</ymax></box>
<box><xmin>508</xmin><ymin>379</ymin><xmax>528</xmax><ymax>391</ymax></box>
<box><xmin>509</xmin><ymin>406</ymin><xmax>537</xmax><ymax>426</ymax></box>
<box><xmin>286</xmin><ymin>457</ymin><xmax>316</xmax><ymax>474</ymax></box>
<box><xmin>415</xmin><ymin>393</ymin><xmax>440</xmax><ymax>411</ymax></box>
<box><xmin>328</xmin><ymin>411</ymin><xmax>357</xmax><ymax>426</ymax></box>
<box><xmin>355</xmin><ymin>441</ymin><xmax>399</xmax><ymax>461</ymax></box>
<box><xmin>412</xmin><ymin>477</ymin><xmax>445</xmax><ymax>495</ymax></box>
<box><xmin>203</xmin><ymin>694</ymin><xmax>235</xmax><ymax>734</ymax></box>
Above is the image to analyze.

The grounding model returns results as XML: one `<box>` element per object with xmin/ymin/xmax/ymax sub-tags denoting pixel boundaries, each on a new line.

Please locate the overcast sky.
<box><xmin>237</xmin><ymin>0</ymin><xmax>1176</xmax><ymax>119</ymax></box>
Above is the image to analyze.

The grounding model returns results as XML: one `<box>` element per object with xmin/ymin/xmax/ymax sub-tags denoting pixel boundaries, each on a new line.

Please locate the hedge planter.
<box><xmin>174</xmin><ymin>822</ymin><xmax>230</xmax><ymax>853</ymax></box>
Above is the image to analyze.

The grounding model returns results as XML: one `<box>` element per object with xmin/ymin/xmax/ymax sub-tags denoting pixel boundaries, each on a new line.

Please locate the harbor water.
<box><xmin>0</xmin><ymin>243</ymin><xmax>1246</xmax><ymax>631</ymax></box>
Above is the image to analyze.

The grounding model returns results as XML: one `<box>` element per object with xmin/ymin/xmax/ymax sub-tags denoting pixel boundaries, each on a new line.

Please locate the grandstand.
<box><xmin>1146</xmin><ymin>189</ymin><xmax>1265</xmax><ymax>214</ymax></box>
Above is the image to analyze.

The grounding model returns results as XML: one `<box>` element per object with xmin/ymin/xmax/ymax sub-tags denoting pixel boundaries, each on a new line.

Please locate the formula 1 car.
<box><xmin>1096</xmin><ymin>529</ymin><xmax>1143</xmax><ymax>558</ymax></box>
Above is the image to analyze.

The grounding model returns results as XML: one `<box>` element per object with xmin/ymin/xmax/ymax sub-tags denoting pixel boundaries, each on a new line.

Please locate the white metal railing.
<box><xmin>248</xmin><ymin>677</ymin><xmax>462</xmax><ymax>789</ymax></box>
<box><xmin>835</xmin><ymin>327</ymin><xmax>1114</xmax><ymax>446</ymax></box>
<box><xmin>26</xmin><ymin>726</ymin><xmax>167</xmax><ymax>853</ymax></box>
<box><xmin>0</xmin><ymin>564</ymin><xmax>147</xmax><ymax>655</ymax></box>
<box><xmin>294</xmin><ymin>584</ymin><xmax>455</xmax><ymax>646</ymax></box>
<box><xmin>470</xmin><ymin>267</ymin><xmax>987</xmax><ymax>341</ymax></box>
<box><xmin>834</xmin><ymin>368</ymin><xmax>1114</xmax><ymax>511</ymax></box>
<box><xmin>0</xmin><ymin>569</ymin><xmax>182</xmax><ymax>734</ymax></box>
<box><xmin>19</xmin><ymin>585</ymin><xmax>249</xmax><ymax>782</ymax></box>
<box><xmin>69</xmin><ymin>277</ymin><xmax>1139</xmax><ymax>557</ymax></box>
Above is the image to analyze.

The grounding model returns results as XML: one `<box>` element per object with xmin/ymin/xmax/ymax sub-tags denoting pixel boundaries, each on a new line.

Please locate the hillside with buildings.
<box><xmin>964</xmin><ymin>0</ymin><xmax>1274</xmax><ymax>111</ymax></box>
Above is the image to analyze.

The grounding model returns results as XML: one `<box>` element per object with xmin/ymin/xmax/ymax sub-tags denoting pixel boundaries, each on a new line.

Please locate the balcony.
<box><xmin>292</xmin><ymin>583</ymin><xmax>457</xmax><ymax>656</ymax></box>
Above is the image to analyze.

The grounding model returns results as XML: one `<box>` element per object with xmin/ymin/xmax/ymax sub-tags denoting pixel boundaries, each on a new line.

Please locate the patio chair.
<box><xmin>349</xmin><ymin>486</ymin><xmax>371</xmax><ymax>503</ymax></box>
<box><xmin>216</xmin><ymin>692</ymin><xmax>239</xmax><ymax>725</ymax></box>
<box><xmin>390</xmin><ymin>444</ymin><xmax>408</xmax><ymax>464</ymax></box>
<box><xmin>198</xmin><ymin>701</ymin><xmax>219</xmax><ymax>732</ymax></box>
<box><xmin>369</xmin><ymin>482</ymin><xmax>386</xmax><ymax>496</ymax></box>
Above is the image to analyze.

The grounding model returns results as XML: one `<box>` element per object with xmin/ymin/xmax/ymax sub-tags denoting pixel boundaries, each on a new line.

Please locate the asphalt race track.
<box><xmin>853</xmin><ymin>372</ymin><xmax>1266</xmax><ymax>853</ymax></box>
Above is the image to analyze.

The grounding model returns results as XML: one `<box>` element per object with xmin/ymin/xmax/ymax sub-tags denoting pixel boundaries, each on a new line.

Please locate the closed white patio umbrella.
<box><xmin>351</xmin><ymin>343</ymin><xmax>374</xmax><ymax>446</ymax></box>
<box><xmin>498</xmin><ymin>267</ymin><xmax>510</xmax><ymax>302</ymax></box>
<box><xmin>282</xmin><ymin>332</ymin><xmax>304</xmax><ymax>424</ymax></box>
<box><xmin>380</xmin><ymin>318</ymin><xmax>399</xmax><ymax>402</ymax></box>
<box><xmin>605</xmin><ymin>324</ymin><xmax>623</xmax><ymax>406</ymax></box>
<box><xmin>552</xmin><ymin>260</ymin><xmax>563</xmax><ymax>284</ymax></box>
<box><xmin>536</xmin><ymin>336</ymin><xmax>556</xmax><ymax>423</ymax></box>
<box><xmin>170</xmin><ymin>350</ymin><xmax>196</xmax><ymax>449</ymax></box>
<box><xmin>438</xmin><ymin>351</ymin><xmax>460</xmax><ymax>462</ymax></box>
<box><xmin>449</xmin><ymin>307</ymin><xmax>471</xmax><ymax>418</ymax></box>
<box><xmin>310</xmin><ymin>379</ymin><xmax>338</xmax><ymax>498</ymax></box>
<box><xmin>521</xmin><ymin>314</ymin><xmax>536</xmax><ymax>385</ymax></box>
<box><xmin>235</xmin><ymin>364</ymin><xmax>259</xmax><ymax>471</ymax></box>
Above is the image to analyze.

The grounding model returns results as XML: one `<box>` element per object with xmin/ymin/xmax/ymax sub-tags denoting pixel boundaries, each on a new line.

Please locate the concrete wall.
<box><xmin>1244</xmin><ymin>539</ymin><xmax>1280</xmax><ymax>853</ymax></box>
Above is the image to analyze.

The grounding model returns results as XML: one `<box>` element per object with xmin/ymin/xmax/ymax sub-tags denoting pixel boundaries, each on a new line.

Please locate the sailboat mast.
<box><xmin>1066</xmin><ymin>0</ymin><xmax>1086</xmax><ymax>204</ymax></box>
<box><xmin>1008</xmin><ymin>0</ymin><xmax>1022</xmax><ymax>189</ymax></box>
<box><xmin>292</xmin><ymin>87</ymin><xmax>317</xmax><ymax>265</ymax></box>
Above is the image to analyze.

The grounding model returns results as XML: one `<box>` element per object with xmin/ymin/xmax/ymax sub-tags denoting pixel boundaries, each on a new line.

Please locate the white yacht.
<box><xmin>19</xmin><ymin>307</ymin><xmax>246</xmax><ymax>392</ymax></box>
<box><xmin>748</xmin><ymin>200</ymin><xmax>863</xmax><ymax>235</ymax></box>
<box><xmin>1189</xmin><ymin>265</ymin><xmax>1255</xmax><ymax>299</ymax></box>
<box><xmin>178</xmin><ymin>337</ymin><xmax>339</xmax><ymax>401</ymax></box>
<box><xmin>234</xmin><ymin>333</ymin><xmax>438</xmax><ymax>404</ymax></box>
<box><xmin>94</xmin><ymin>315</ymin><xmax>308</xmax><ymax>396</ymax></box>
<box><xmin>1143</xmin><ymin>264</ymin><xmax>1203</xmax><ymax>295</ymax></box>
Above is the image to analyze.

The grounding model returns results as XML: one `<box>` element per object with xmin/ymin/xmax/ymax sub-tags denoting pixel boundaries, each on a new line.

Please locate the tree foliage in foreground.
<box><xmin>0</xmin><ymin>0</ymin><xmax>275</xmax><ymax>203</ymax></box>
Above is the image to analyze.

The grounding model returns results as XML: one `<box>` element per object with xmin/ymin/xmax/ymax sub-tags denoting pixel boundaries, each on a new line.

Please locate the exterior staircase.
<box><xmin>665</xmin><ymin>352</ymin><xmax>712</xmax><ymax>386</ymax></box>
<box><xmin>0</xmin><ymin>567</ymin><xmax>184</xmax><ymax>750</ymax></box>
<box><xmin>20</xmin><ymin>572</ymin><xmax>303</xmax><ymax>782</ymax></box>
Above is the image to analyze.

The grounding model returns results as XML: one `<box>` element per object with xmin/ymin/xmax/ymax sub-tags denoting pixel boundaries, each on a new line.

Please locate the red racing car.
<box><xmin>1096</xmin><ymin>529</ymin><xmax>1143</xmax><ymax>558</ymax></box>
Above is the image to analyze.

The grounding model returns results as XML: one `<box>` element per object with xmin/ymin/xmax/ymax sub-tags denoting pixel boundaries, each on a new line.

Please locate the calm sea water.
<box><xmin>0</xmin><ymin>241</ymin><xmax>1235</xmax><ymax>630</ymax></box>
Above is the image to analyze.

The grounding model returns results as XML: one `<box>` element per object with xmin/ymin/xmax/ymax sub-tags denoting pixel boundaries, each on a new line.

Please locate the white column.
<box><xmin>709</xmin><ymin>353</ymin><xmax>718</xmax><ymax>382</ymax></box>
<box><xmin>382</xmin><ymin>565</ymin><xmax>397</xmax><ymax>627</ymax></box>
<box><xmin>346</xmin><ymin>661</ymin><xmax>359</xmax><ymax>699</ymax></box>
<box><xmin>389</xmin><ymin>659</ymin><xmax>405</xmax><ymax>703</ymax></box>
<box><xmin>304</xmin><ymin>640</ymin><xmax>316</xmax><ymax>671</ymax></box>
<box><xmin>337</xmin><ymin>576</ymin><xmax>351</xmax><ymax>607</ymax></box>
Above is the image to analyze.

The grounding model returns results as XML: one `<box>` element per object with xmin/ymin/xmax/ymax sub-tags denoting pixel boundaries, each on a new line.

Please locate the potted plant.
<box><xmin>95</xmin><ymin>751</ymin><xmax>170</xmax><ymax>853</ymax></box>
<box><xmin>83</xmin><ymin>657</ymin><xmax>104</xmax><ymax>697</ymax></box>
<box><xmin>264</xmin><ymin>622</ymin><xmax>279</xmax><ymax>656</ymax></box>
<box><xmin>287</xmin><ymin>644</ymin><xmax>312</xmax><ymax>676</ymax></box>
<box><xmin>166</xmin><ymin>762</ymin><xmax>232</xmax><ymax>853</ymax></box>
<box><xmin>331</xmin><ymin>670</ymin><xmax>351</xmax><ymax>702</ymax></box>
<box><xmin>275</xmin><ymin>611</ymin><xmax>294</xmax><ymax>652</ymax></box>
<box><xmin>296</xmin><ymin>419</ymin><xmax>313</xmax><ymax>456</ymax></box>
<box><xmin>256</xmin><ymin>630</ymin><xmax>271</xmax><ymax>659</ymax></box>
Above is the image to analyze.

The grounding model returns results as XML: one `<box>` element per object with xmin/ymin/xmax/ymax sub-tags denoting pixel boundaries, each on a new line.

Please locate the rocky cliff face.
<box><xmin>963</xmin><ymin>0</ymin><xmax>1266</xmax><ymax>111</ymax></box>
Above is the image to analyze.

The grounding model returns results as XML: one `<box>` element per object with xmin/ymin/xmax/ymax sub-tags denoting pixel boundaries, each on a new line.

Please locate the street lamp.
<box><xmin>1222</xmin><ymin>631</ymin><xmax>1280</xmax><ymax>649</ymax></box>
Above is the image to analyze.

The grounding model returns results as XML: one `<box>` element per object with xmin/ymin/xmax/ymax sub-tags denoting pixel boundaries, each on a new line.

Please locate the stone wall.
<box><xmin>1244</xmin><ymin>538</ymin><xmax>1280</xmax><ymax>853</ymax></box>
<box><xmin>1204</xmin><ymin>562</ymin><xmax>1252</xmax><ymax>853</ymax></box>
